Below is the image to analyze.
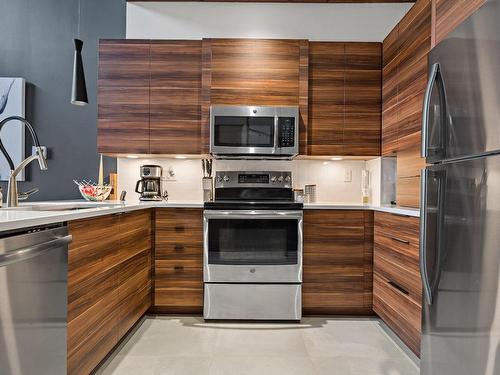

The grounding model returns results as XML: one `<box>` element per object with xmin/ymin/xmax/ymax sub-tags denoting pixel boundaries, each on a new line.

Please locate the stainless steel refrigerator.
<box><xmin>420</xmin><ymin>0</ymin><xmax>500</xmax><ymax>373</ymax></box>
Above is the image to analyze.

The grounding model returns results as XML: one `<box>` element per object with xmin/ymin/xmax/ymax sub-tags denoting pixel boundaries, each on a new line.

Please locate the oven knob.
<box><xmin>285</xmin><ymin>176</ymin><xmax>291</xmax><ymax>183</ymax></box>
<box><xmin>223</xmin><ymin>175</ymin><xmax>230</xmax><ymax>182</ymax></box>
<box><xmin>277</xmin><ymin>176</ymin><xmax>284</xmax><ymax>183</ymax></box>
<box><xmin>271</xmin><ymin>176</ymin><xmax>277</xmax><ymax>183</ymax></box>
<box><xmin>217</xmin><ymin>176</ymin><xmax>223</xmax><ymax>183</ymax></box>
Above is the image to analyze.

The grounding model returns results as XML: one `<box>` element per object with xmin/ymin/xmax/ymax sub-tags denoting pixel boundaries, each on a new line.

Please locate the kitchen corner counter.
<box><xmin>304</xmin><ymin>202</ymin><xmax>420</xmax><ymax>218</ymax></box>
<box><xmin>0</xmin><ymin>200</ymin><xmax>204</xmax><ymax>232</ymax></box>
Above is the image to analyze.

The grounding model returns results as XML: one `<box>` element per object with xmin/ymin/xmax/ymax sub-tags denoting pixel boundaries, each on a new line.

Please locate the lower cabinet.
<box><xmin>373</xmin><ymin>211</ymin><xmax>421</xmax><ymax>356</ymax></box>
<box><xmin>67</xmin><ymin>210</ymin><xmax>152</xmax><ymax>375</ymax></box>
<box><xmin>154</xmin><ymin>208</ymin><xmax>204</xmax><ymax>313</ymax></box>
<box><xmin>303</xmin><ymin>210</ymin><xmax>374</xmax><ymax>314</ymax></box>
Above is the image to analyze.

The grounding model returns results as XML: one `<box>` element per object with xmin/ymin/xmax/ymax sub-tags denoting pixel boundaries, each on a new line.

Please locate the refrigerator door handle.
<box><xmin>420</xmin><ymin>169</ymin><xmax>433</xmax><ymax>305</ymax></box>
<box><xmin>422</xmin><ymin>62</ymin><xmax>440</xmax><ymax>159</ymax></box>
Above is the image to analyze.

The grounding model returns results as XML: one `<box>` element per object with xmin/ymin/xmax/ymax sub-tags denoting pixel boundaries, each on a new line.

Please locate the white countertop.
<box><xmin>0</xmin><ymin>200</ymin><xmax>419</xmax><ymax>232</ymax></box>
<box><xmin>304</xmin><ymin>202</ymin><xmax>420</xmax><ymax>217</ymax></box>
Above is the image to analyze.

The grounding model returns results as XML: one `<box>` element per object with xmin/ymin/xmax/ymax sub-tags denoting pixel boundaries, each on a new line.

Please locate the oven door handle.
<box><xmin>203</xmin><ymin>210</ymin><xmax>303</xmax><ymax>220</ymax></box>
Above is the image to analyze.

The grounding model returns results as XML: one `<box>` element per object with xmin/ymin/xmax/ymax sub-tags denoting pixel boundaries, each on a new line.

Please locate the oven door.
<box><xmin>203</xmin><ymin>210</ymin><xmax>303</xmax><ymax>283</ymax></box>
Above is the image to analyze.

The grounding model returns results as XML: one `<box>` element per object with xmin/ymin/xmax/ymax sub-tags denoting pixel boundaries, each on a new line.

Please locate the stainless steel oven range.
<box><xmin>203</xmin><ymin>171</ymin><xmax>303</xmax><ymax>320</ymax></box>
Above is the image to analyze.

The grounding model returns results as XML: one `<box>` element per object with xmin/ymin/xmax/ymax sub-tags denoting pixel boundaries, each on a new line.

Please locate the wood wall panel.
<box><xmin>68</xmin><ymin>211</ymin><xmax>152</xmax><ymax>375</ymax></box>
<box><xmin>154</xmin><ymin>208</ymin><xmax>204</xmax><ymax>313</ymax></box>
<box><xmin>308</xmin><ymin>42</ymin><xmax>381</xmax><ymax>156</ymax></box>
<box><xmin>150</xmin><ymin>40</ymin><xmax>202</xmax><ymax>154</ymax></box>
<box><xmin>303</xmin><ymin>210</ymin><xmax>373</xmax><ymax>314</ymax></box>
<box><xmin>98</xmin><ymin>40</ymin><xmax>151</xmax><ymax>154</ymax></box>
<box><xmin>382</xmin><ymin>0</ymin><xmax>430</xmax><ymax>207</ymax></box>
<box><xmin>434</xmin><ymin>0</ymin><xmax>487</xmax><ymax>46</ymax></box>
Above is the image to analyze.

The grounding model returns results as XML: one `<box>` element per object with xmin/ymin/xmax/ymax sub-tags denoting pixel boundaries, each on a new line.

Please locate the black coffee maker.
<box><xmin>135</xmin><ymin>165</ymin><xmax>167</xmax><ymax>201</ymax></box>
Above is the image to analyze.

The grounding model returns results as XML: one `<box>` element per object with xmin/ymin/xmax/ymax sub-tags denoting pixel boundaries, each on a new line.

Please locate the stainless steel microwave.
<box><xmin>210</xmin><ymin>105</ymin><xmax>299</xmax><ymax>159</ymax></box>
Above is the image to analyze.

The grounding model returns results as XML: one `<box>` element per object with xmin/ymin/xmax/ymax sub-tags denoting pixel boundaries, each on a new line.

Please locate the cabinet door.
<box><xmin>150</xmin><ymin>41</ymin><xmax>202</xmax><ymax>154</ymax></box>
<box><xmin>68</xmin><ymin>215</ymin><xmax>122</xmax><ymax>375</ymax></box>
<box><xmin>434</xmin><ymin>0</ymin><xmax>487</xmax><ymax>46</ymax></box>
<box><xmin>116</xmin><ymin>210</ymin><xmax>153</xmax><ymax>339</ymax></box>
<box><xmin>154</xmin><ymin>208</ymin><xmax>204</xmax><ymax>313</ymax></box>
<box><xmin>303</xmin><ymin>210</ymin><xmax>373</xmax><ymax>314</ymax></box>
<box><xmin>98</xmin><ymin>40</ymin><xmax>150</xmax><ymax>154</ymax></box>
<box><xmin>202</xmin><ymin>38</ymin><xmax>309</xmax><ymax>154</ymax></box>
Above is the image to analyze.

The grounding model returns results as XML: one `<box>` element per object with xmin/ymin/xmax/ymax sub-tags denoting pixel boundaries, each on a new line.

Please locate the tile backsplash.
<box><xmin>117</xmin><ymin>158</ymin><xmax>369</xmax><ymax>203</ymax></box>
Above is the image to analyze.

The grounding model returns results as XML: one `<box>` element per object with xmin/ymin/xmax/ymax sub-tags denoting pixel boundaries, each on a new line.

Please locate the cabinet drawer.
<box><xmin>373</xmin><ymin>272</ymin><xmax>421</xmax><ymax>355</ymax></box>
<box><xmin>155</xmin><ymin>240</ymin><xmax>202</xmax><ymax>261</ymax></box>
<box><xmin>374</xmin><ymin>211</ymin><xmax>419</xmax><ymax>245</ymax></box>
<box><xmin>155</xmin><ymin>208</ymin><xmax>203</xmax><ymax>233</ymax></box>
<box><xmin>155</xmin><ymin>259</ymin><xmax>203</xmax><ymax>287</ymax></box>
<box><xmin>374</xmin><ymin>247</ymin><xmax>421</xmax><ymax>304</ymax></box>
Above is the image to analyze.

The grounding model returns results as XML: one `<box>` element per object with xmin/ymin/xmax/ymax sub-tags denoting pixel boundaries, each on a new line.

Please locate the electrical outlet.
<box><xmin>344</xmin><ymin>169</ymin><xmax>352</xmax><ymax>182</ymax></box>
<box><xmin>164</xmin><ymin>166</ymin><xmax>176</xmax><ymax>181</ymax></box>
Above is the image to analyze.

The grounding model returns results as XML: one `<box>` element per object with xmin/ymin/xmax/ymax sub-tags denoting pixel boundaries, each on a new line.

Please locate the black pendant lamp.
<box><xmin>71</xmin><ymin>0</ymin><xmax>88</xmax><ymax>106</ymax></box>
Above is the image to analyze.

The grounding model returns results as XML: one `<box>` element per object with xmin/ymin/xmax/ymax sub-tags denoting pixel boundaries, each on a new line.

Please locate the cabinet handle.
<box><xmin>174</xmin><ymin>265</ymin><xmax>184</xmax><ymax>270</ymax></box>
<box><xmin>388</xmin><ymin>280</ymin><xmax>409</xmax><ymax>296</ymax></box>
<box><xmin>174</xmin><ymin>226</ymin><xmax>185</xmax><ymax>232</ymax></box>
<box><xmin>391</xmin><ymin>237</ymin><xmax>410</xmax><ymax>245</ymax></box>
<box><xmin>174</xmin><ymin>245</ymin><xmax>184</xmax><ymax>251</ymax></box>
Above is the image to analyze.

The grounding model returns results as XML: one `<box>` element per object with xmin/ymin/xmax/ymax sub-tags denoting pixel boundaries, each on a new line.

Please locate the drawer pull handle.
<box><xmin>388</xmin><ymin>280</ymin><xmax>409</xmax><ymax>296</ymax></box>
<box><xmin>174</xmin><ymin>226</ymin><xmax>185</xmax><ymax>232</ymax></box>
<box><xmin>174</xmin><ymin>265</ymin><xmax>184</xmax><ymax>270</ymax></box>
<box><xmin>391</xmin><ymin>237</ymin><xmax>410</xmax><ymax>245</ymax></box>
<box><xmin>174</xmin><ymin>245</ymin><xmax>184</xmax><ymax>251</ymax></box>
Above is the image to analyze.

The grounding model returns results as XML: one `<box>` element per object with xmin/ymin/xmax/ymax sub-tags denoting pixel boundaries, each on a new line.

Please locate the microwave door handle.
<box><xmin>422</xmin><ymin>62</ymin><xmax>440</xmax><ymax>159</ymax></box>
<box><xmin>274</xmin><ymin>115</ymin><xmax>279</xmax><ymax>153</ymax></box>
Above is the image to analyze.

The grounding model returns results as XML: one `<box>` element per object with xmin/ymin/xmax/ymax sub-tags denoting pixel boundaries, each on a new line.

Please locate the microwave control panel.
<box><xmin>278</xmin><ymin>117</ymin><xmax>296</xmax><ymax>148</ymax></box>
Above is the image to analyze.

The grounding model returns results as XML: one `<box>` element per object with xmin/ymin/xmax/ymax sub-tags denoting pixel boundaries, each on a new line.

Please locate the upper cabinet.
<box><xmin>98</xmin><ymin>40</ymin><xmax>151</xmax><ymax>154</ymax></box>
<box><xmin>150</xmin><ymin>41</ymin><xmax>202</xmax><ymax>154</ymax></box>
<box><xmin>201</xmin><ymin>38</ymin><xmax>309</xmax><ymax>154</ymax></box>
<box><xmin>98</xmin><ymin>38</ymin><xmax>382</xmax><ymax>157</ymax></box>
<box><xmin>308</xmin><ymin>42</ymin><xmax>382</xmax><ymax>157</ymax></box>
<box><xmin>433</xmin><ymin>0</ymin><xmax>487</xmax><ymax>46</ymax></box>
<box><xmin>98</xmin><ymin>40</ymin><xmax>203</xmax><ymax>155</ymax></box>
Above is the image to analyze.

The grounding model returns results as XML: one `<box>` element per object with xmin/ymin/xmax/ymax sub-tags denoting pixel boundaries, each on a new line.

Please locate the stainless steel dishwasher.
<box><xmin>0</xmin><ymin>225</ymin><xmax>72</xmax><ymax>375</ymax></box>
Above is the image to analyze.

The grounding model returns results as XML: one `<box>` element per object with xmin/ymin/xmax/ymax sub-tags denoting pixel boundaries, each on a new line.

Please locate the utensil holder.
<box><xmin>203</xmin><ymin>177</ymin><xmax>213</xmax><ymax>202</ymax></box>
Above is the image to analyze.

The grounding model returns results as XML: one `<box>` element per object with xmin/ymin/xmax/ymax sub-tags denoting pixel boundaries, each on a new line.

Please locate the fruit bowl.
<box><xmin>74</xmin><ymin>181</ymin><xmax>112</xmax><ymax>202</ymax></box>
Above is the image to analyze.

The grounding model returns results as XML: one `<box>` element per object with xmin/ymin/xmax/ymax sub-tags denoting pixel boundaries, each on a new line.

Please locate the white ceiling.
<box><xmin>127</xmin><ymin>2</ymin><xmax>413</xmax><ymax>42</ymax></box>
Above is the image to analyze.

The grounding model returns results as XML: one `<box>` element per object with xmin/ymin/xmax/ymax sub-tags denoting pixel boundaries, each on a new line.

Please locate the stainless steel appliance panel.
<box><xmin>0</xmin><ymin>226</ymin><xmax>71</xmax><ymax>375</ymax></box>
<box><xmin>420</xmin><ymin>154</ymin><xmax>500</xmax><ymax>374</ymax></box>
<box><xmin>204</xmin><ymin>284</ymin><xmax>302</xmax><ymax>320</ymax></box>
<box><xmin>422</xmin><ymin>0</ymin><xmax>500</xmax><ymax>163</ymax></box>
<box><xmin>204</xmin><ymin>210</ymin><xmax>303</xmax><ymax>283</ymax></box>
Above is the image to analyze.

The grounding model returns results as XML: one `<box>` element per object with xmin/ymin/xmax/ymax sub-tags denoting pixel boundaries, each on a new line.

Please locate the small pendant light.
<box><xmin>71</xmin><ymin>0</ymin><xmax>88</xmax><ymax>106</ymax></box>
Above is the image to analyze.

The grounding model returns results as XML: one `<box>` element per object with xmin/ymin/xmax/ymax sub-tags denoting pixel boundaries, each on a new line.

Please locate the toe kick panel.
<box><xmin>204</xmin><ymin>284</ymin><xmax>302</xmax><ymax>320</ymax></box>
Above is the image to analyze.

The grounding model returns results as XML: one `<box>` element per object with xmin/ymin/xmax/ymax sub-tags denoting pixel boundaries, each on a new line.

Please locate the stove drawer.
<box><xmin>204</xmin><ymin>283</ymin><xmax>301</xmax><ymax>320</ymax></box>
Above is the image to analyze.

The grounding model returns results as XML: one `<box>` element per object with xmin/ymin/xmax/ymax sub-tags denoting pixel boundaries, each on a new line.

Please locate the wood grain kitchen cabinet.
<box><xmin>433</xmin><ymin>0</ymin><xmax>487</xmax><ymax>46</ymax></box>
<box><xmin>382</xmin><ymin>0</ymin><xmax>431</xmax><ymax>208</ymax></box>
<box><xmin>373</xmin><ymin>211</ymin><xmax>421</xmax><ymax>356</ymax></box>
<box><xmin>202</xmin><ymin>38</ymin><xmax>309</xmax><ymax>154</ymax></box>
<box><xmin>98</xmin><ymin>39</ymin><xmax>204</xmax><ymax>155</ymax></box>
<box><xmin>98</xmin><ymin>40</ymin><xmax>151</xmax><ymax>154</ymax></box>
<box><xmin>154</xmin><ymin>208</ymin><xmax>204</xmax><ymax>313</ymax></box>
<box><xmin>67</xmin><ymin>210</ymin><xmax>152</xmax><ymax>375</ymax></box>
<box><xmin>302</xmin><ymin>210</ymin><xmax>374</xmax><ymax>315</ymax></box>
<box><xmin>308</xmin><ymin>42</ymin><xmax>381</xmax><ymax>156</ymax></box>
<box><xmin>150</xmin><ymin>40</ymin><xmax>203</xmax><ymax>154</ymax></box>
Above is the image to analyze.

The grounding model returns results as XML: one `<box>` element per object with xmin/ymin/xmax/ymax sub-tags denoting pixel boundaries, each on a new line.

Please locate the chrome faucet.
<box><xmin>0</xmin><ymin>116</ymin><xmax>48</xmax><ymax>207</ymax></box>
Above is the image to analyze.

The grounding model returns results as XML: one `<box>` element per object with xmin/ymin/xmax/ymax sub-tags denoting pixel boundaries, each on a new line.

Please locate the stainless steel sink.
<box><xmin>2</xmin><ymin>203</ymin><xmax>121</xmax><ymax>212</ymax></box>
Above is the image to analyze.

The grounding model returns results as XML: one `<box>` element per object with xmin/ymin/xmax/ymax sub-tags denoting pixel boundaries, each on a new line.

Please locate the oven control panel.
<box><xmin>215</xmin><ymin>171</ymin><xmax>292</xmax><ymax>188</ymax></box>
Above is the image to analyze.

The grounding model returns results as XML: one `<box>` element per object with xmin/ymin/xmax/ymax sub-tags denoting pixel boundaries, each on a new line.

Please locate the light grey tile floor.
<box><xmin>96</xmin><ymin>316</ymin><xmax>419</xmax><ymax>375</ymax></box>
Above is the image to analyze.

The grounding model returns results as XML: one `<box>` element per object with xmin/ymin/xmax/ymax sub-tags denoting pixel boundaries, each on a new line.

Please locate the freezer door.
<box><xmin>422</xmin><ymin>0</ymin><xmax>500</xmax><ymax>163</ymax></box>
<box><xmin>420</xmin><ymin>154</ymin><xmax>500</xmax><ymax>374</ymax></box>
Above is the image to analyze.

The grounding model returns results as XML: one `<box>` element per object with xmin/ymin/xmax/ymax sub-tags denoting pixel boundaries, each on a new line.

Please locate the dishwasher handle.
<box><xmin>0</xmin><ymin>235</ymin><xmax>72</xmax><ymax>267</ymax></box>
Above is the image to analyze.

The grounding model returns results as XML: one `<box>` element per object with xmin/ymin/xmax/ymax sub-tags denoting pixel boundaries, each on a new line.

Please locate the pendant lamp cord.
<box><xmin>77</xmin><ymin>0</ymin><xmax>81</xmax><ymax>38</ymax></box>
